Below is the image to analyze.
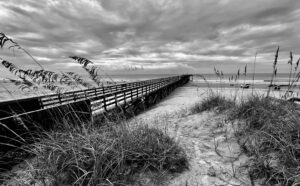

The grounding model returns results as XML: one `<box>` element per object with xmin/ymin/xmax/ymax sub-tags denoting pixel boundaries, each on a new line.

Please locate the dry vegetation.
<box><xmin>233</xmin><ymin>96</ymin><xmax>300</xmax><ymax>185</ymax></box>
<box><xmin>191</xmin><ymin>93</ymin><xmax>235</xmax><ymax>114</ymax></box>
<box><xmin>0</xmin><ymin>33</ymin><xmax>115</xmax><ymax>93</ymax></box>
<box><xmin>0</xmin><ymin>33</ymin><xmax>189</xmax><ymax>185</ymax></box>
<box><xmin>1</xmin><ymin>119</ymin><xmax>188</xmax><ymax>185</ymax></box>
<box><xmin>190</xmin><ymin>47</ymin><xmax>300</xmax><ymax>185</ymax></box>
<box><xmin>16</xmin><ymin>124</ymin><xmax>188</xmax><ymax>185</ymax></box>
<box><xmin>193</xmin><ymin>94</ymin><xmax>300</xmax><ymax>185</ymax></box>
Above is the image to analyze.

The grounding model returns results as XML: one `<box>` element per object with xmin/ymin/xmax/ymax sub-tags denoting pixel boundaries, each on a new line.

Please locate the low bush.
<box><xmin>229</xmin><ymin>95</ymin><xmax>298</xmax><ymax>130</ymax></box>
<box><xmin>191</xmin><ymin>93</ymin><xmax>235</xmax><ymax>114</ymax></box>
<box><xmin>230</xmin><ymin>95</ymin><xmax>300</xmax><ymax>185</ymax></box>
<box><xmin>25</xmin><ymin>124</ymin><xmax>188</xmax><ymax>185</ymax></box>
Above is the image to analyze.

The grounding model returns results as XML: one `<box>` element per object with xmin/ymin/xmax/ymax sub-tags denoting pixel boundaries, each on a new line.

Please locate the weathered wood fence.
<box><xmin>0</xmin><ymin>75</ymin><xmax>191</xmax><ymax>151</ymax></box>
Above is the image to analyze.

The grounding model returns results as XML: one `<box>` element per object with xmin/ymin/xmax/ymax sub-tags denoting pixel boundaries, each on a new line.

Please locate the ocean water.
<box><xmin>198</xmin><ymin>73</ymin><xmax>292</xmax><ymax>81</ymax></box>
<box><xmin>0</xmin><ymin>73</ymin><xmax>295</xmax><ymax>101</ymax></box>
<box><xmin>108</xmin><ymin>74</ymin><xmax>175</xmax><ymax>81</ymax></box>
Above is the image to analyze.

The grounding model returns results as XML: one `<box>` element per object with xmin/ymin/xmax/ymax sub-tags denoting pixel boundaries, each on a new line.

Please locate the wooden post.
<box><xmin>84</xmin><ymin>90</ymin><xmax>87</xmax><ymax>99</ymax></box>
<box><xmin>115</xmin><ymin>93</ymin><xmax>118</xmax><ymax>107</ymax></box>
<box><xmin>73</xmin><ymin>92</ymin><xmax>76</xmax><ymax>102</ymax></box>
<box><xmin>58</xmin><ymin>94</ymin><xmax>61</xmax><ymax>104</ymax></box>
<box><xmin>103</xmin><ymin>96</ymin><xmax>107</xmax><ymax>112</ymax></box>
<box><xmin>123</xmin><ymin>91</ymin><xmax>126</xmax><ymax>104</ymax></box>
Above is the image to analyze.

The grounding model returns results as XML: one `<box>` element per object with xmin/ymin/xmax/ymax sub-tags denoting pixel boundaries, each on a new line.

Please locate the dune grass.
<box><xmin>191</xmin><ymin>92</ymin><xmax>300</xmax><ymax>185</ymax></box>
<box><xmin>230</xmin><ymin>96</ymin><xmax>300</xmax><ymax>185</ymax></box>
<box><xmin>0</xmin><ymin>100</ymin><xmax>189</xmax><ymax>185</ymax></box>
<box><xmin>190</xmin><ymin>93</ymin><xmax>235</xmax><ymax>114</ymax></box>
<box><xmin>1</xmin><ymin>122</ymin><xmax>188</xmax><ymax>185</ymax></box>
<box><xmin>191</xmin><ymin>47</ymin><xmax>300</xmax><ymax>185</ymax></box>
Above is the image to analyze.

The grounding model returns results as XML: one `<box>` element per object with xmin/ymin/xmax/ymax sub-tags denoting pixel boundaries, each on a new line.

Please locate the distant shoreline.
<box><xmin>189</xmin><ymin>82</ymin><xmax>300</xmax><ymax>90</ymax></box>
<box><xmin>1</xmin><ymin>74</ymin><xmax>299</xmax><ymax>101</ymax></box>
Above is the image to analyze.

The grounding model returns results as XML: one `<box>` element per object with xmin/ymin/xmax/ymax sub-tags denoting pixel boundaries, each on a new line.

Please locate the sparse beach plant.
<box><xmin>0</xmin><ymin>59</ymin><xmax>78</xmax><ymax>93</ymax></box>
<box><xmin>266</xmin><ymin>46</ymin><xmax>279</xmax><ymax>98</ymax></box>
<box><xmin>288</xmin><ymin>51</ymin><xmax>293</xmax><ymax>87</ymax></box>
<box><xmin>70</xmin><ymin>56</ymin><xmax>103</xmax><ymax>86</ymax></box>
<box><xmin>284</xmin><ymin>55</ymin><xmax>300</xmax><ymax>99</ymax></box>
<box><xmin>241</xmin><ymin>64</ymin><xmax>247</xmax><ymax>96</ymax></box>
<box><xmin>213</xmin><ymin>67</ymin><xmax>225</xmax><ymax>92</ymax></box>
<box><xmin>295</xmin><ymin>57</ymin><xmax>300</xmax><ymax>72</ymax></box>
<box><xmin>70</xmin><ymin>56</ymin><xmax>116</xmax><ymax>86</ymax></box>
<box><xmin>231</xmin><ymin>68</ymin><xmax>241</xmax><ymax>102</ymax></box>
<box><xmin>63</xmin><ymin>72</ymin><xmax>94</xmax><ymax>89</ymax></box>
<box><xmin>0</xmin><ymin>33</ymin><xmax>44</xmax><ymax>69</ymax></box>
<box><xmin>243</xmin><ymin>65</ymin><xmax>247</xmax><ymax>77</ymax></box>
<box><xmin>213</xmin><ymin>67</ymin><xmax>220</xmax><ymax>90</ymax></box>
<box><xmin>69</xmin><ymin>56</ymin><xmax>94</xmax><ymax>68</ymax></box>
<box><xmin>0</xmin><ymin>33</ymin><xmax>96</xmax><ymax>94</ymax></box>
<box><xmin>236</xmin><ymin>68</ymin><xmax>240</xmax><ymax>87</ymax></box>
<box><xmin>252</xmin><ymin>51</ymin><xmax>258</xmax><ymax>95</ymax></box>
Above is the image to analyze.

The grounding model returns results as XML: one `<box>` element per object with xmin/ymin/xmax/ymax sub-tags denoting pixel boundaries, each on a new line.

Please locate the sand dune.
<box><xmin>129</xmin><ymin>84</ymin><xmax>275</xmax><ymax>185</ymax></box>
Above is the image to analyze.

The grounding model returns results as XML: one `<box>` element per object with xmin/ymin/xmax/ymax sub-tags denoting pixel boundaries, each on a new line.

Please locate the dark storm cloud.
<box><xmin>0</xmin><ymin>0</ymin><xmax>300</xmax><ymax>76</ymax></box>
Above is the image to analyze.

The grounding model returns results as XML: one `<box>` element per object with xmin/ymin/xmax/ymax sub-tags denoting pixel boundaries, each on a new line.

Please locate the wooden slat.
<box><xmin>0</xmin><ymin>75</ymin><xmax>191</xmax><ymax>119</ymax></box>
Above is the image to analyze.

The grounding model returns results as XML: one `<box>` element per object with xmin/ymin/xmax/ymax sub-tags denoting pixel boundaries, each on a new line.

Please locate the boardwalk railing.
<box><xmin>0</xmin><ymin>75</ymin><xmax>191</xmax><ymax>126</ymax></box>
<box><xmin>0</xmin><ymin>75</ymin><xmax>191</xmax><ymax>167</ymax></box>
<box><xmin>0</xmin><ymin>75</ymin><xmax>190</xmax><ymax>151</ymax></box>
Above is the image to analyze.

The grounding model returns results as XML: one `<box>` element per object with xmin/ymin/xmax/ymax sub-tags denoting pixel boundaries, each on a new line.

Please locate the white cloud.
<box><xmin>0</xmin><ymin>0</ymin><xmax>300</xmax><ymax>76</ymax></box>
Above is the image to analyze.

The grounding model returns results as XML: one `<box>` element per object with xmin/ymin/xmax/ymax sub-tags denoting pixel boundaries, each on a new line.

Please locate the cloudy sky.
<box><xmin>0</xmin><ymin>0</ymin><xmax>300</xmax><ymax>77</ymax></box>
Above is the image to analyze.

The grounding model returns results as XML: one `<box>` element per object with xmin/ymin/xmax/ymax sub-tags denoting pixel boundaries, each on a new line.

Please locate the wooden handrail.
<box><xmin>0</xmin><ymin>75</ymin><xmax>191</xmax><ymax>155</ymax></box>
<box><xmin>0</xmin><ymin>75</ymin><xmax>191</xmax><ymax>120</ymax></box>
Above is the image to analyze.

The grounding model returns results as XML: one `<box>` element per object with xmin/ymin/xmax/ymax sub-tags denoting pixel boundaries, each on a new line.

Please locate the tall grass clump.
<box><xmin>0</xmin><ymin>33</ymin><xmax>44</xmax><ymax>69</ymax></box>
<box><xmin>285</xmin><ymin>52</ymin><xmax>300</xmax><ymax>98</ymax></box>
<box><xmin>0</xmin><ymin>33</ymin><xmax>119</xmax><ymax>95</ymax></box>
<box><xmin>18</xmin><ymin>124</ymin><xmax>188</xmax><ymax>185</ymax></box>
<box><xmin>230</xmin><ymin>95</ymin><xmax>300</xmax><ymax>185</ymax></box>
<box><xmin>70</xmin><ymin>56</ymin><xmax>116</xmax><ymax>86</ymax></box>
<box><xmin>264</xmin><ymin>46</ymin><xmax>300</xmax><ymax>99</ymax></box>
<box><xmin>267</xmin><ymin>46</ymin><xmax>279</xmax><ymax>98</ymax></box>
<box><xmin>191</xmin><ymin>93</ymin><xmax>235</xmax><ymax>114</ymax></box>
<box><xmin>0</xmin><ymin>33</ymin><xmax>100</xmax><ymax>94</ymax></box>
<box><xmin>229</xmin><ymin>95</ymin><xmax>296</xmax><ymax>129</ymax></box>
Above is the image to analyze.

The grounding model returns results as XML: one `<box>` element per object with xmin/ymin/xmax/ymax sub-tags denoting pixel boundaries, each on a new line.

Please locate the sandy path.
<box><xmin>130</xmin><ymin>85</ymin><xmax>254</xmax><ymax>186</ymax></box>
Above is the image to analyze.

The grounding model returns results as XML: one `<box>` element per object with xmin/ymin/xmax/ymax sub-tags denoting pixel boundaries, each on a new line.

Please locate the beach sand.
<box><xmin>1</xmin><ymin>82</ymin><xmax>296</xmax><ymax>185</ymax></box>
<box><xmin>128</xmin><ymin>83</ymin><xmax>282</xmax><ymax>185</ymax></box>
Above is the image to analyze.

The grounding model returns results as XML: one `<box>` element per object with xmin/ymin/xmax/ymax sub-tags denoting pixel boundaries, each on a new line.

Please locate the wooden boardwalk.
<box><xmin>0</xmin><ymin>75</ymin><xmax>190</xmax><ymax>118</ymax></box>
<box><xmin>0</xmin><ymin>75</ymin><xmax>191</xmax><ymax>151</ymax></box>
